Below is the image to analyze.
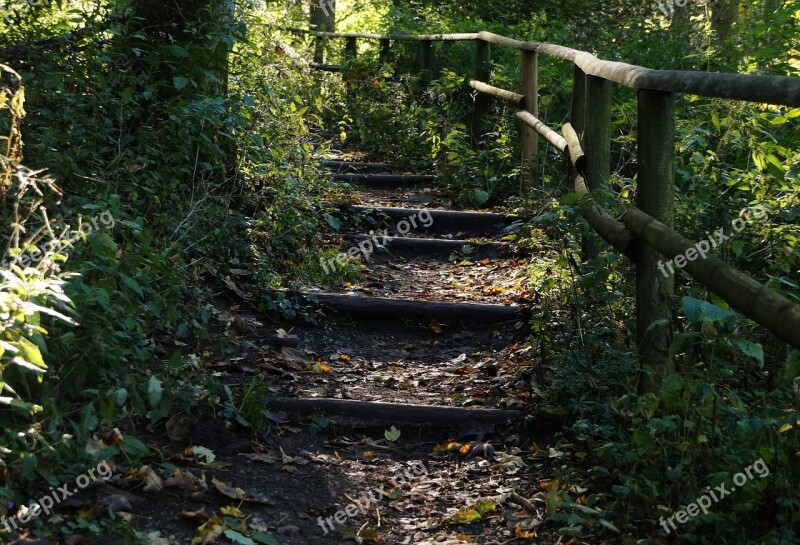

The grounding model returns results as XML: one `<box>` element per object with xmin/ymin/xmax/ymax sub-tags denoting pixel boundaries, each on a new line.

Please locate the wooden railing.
<box><xmin>285</xmin><ymin>26</ymin><xmax>800</xmax><ymax>390</ymax></box>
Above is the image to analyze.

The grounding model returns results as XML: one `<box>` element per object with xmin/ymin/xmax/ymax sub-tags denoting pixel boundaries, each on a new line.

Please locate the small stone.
<box><xmin>269</xmin><ymin>330</ymin><xmax>300</xmax><ymax>348</ymax></box>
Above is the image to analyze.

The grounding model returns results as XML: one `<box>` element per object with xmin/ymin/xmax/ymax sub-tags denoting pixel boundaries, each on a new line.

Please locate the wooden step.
<box><xmin>321</xmin><ymin>160</ymin><xmax>393</xmax><ymax>173</ymax></box>
<box><xmin>351</xmin><ymin>205</ymin><xmax>514</xmax><ymax>234</ymax></box>
<box><xmin>266</xmin><ymin>397</ymin><xmax>525</xmax><ymax>425</ymax></box>
<box><xmin>342</xmin><ymin>234</ymin><xmax>510</xmax><ymax>257</ymax></box>
<box><xmin>334</xmin><ymin>173</ymin><xmax>435</xmax><ymax>188</ymax></box>
<box><xmin>277</xmin><ymin>291</ymin><xmax>525</xmax><ymax>322</ymax></box>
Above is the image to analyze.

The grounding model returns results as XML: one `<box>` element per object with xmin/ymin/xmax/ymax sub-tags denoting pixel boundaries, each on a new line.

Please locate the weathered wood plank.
<box><xmin>469</xmin><ymin>80</ymin><xmax>525</xmax><ymax>107</ymax></box>
<box><xmin>635</xmin><ymin>89</ymin><xmax>676</xmax><ymax>392</ymax></box>
<box><xmin>515</xmin><ymin>111</ymin><xmax>566</xmax><ymax>152</ymax></box>
<box><xmin>573</xmin><ymin>175</ymin><xmax>636</xmax><ymax>259</ymax></box>
<box><xmin>282</xmin><ymin>291</ymin><xmax>525</xmax><ymax>321</ymax></box>
<box><xmin>520</xmin><ymin>49</ymin><xmax>538</xmax><ymax>192</ymax></box>
<box><xmin>342</xmin><ymin>234</ymin><xmax>510</xmax><ymax>257</ymax></box>
<box><xmin>266</xmin><ymin>397</ymin><xmax>527</xmax><ymax>425</ymax></box>
<box><xmin>561</xmin><ymin>123</ymin><xmax>586</xmax><ymax>173</ymax></box>
<box><xmin>471</xmin><ymin>40</ymin><xmax>491</xmax><ymax>148</ymax></box>
<box><xmin>290</xmin><ymin>28</ymin><xmax>800</xmax><ymax>106</ymax></box>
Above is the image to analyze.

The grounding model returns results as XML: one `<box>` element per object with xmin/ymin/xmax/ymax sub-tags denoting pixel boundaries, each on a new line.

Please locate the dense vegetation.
<box><xmin>1</xmin><ymin>0</ymin><xmax>798</xmax><ymax>543</ymax></box>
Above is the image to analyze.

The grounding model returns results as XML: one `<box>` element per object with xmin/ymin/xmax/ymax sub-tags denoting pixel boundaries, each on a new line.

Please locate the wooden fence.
<box><xmin>285</xmin><ymin>26</ymin><xmax>800</xmax><ymax>391</ymax></box>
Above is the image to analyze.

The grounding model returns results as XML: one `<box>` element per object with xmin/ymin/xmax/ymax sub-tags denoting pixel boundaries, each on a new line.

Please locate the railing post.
<box><xmin>636</xmin><ymin>89</ymin><xmax>675</xmax><ymax>393</ymax></box>
<box><xmin>344</xmin><ymin>37</ymin><xmax>357</xmax><ymax>62</ymax></box>
<box><xmin>379</xmin><ymin>38</ymin><xmax>391</xmax><ymax>64</ymax></box>
<box><xmin>471</xmin><ymin>39</ymin><xmax>490</xmax><ymax>149</ymax></box>
<box><xmin>313</xmin><ymin>36</ymin><xmax>325</xmax><ymax>64</ymax></box>
<box><xmin>419</xmin><ymin>40</ymin><xmax>433</xmax><ymax>87</ymax></box>
<box><xmin>582</xmin><ymin>75</ymin><xmax>612</xmax><ymax>261</ymax></box>
<box><xmin>569</xmin><ymin>66</ymin><xmax>586</xmax><ymax>181</ymax></box>
<box><xmin>520</xmin><ymin>49</ymin><xmax>538</xmax><ymax>193</ymax></box>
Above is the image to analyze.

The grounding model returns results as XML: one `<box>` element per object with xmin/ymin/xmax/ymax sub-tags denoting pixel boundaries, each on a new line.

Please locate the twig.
<box><xmin>508</xmin><ymin>490</ymin><xmax>540</xmax><ymax>518</ymax></box>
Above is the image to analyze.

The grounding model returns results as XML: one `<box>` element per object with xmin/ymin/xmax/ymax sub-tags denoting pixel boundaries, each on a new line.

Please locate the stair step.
<box><xmin>351</xmin><ymin>205</ymin><xmax>514</xmax><ymax>234</ymax></box>
<box><xmin>266</xmin><ymin>397</ymin><xmax>525</xmax><ymax>425</ymax></box>
<box><xmin>334</xmin><ymin>173</ymin><xmax>435</xmax><ymax>188</ymax></box>
<box><xmin>343</xmin><ymin>234</ymin><xmax>510</xmax><ymax>257</ymax></box>
<box><xmin>321</xmin><ymin>160</ymin><xmax>393</xmax><ymax>173</ymax></box>
<box><xmin>278</xmin><ymin>291</ymin><xmax>525</xmax><ymax>322</ymax></box>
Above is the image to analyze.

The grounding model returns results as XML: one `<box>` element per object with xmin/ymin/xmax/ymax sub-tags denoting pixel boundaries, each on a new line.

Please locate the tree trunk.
<box><xmin>708</xmin><ymin>0</ymin><xmax>739</xmax><ymax>40</ymax></box>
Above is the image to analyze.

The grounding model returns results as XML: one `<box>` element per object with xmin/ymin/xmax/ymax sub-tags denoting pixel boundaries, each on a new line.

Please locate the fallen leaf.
<box><xmin>429</xmin><ymin>320</ymin><xmax>444</xmax><ymax>333</ymax></box>
<box><xmin>220</xmin><ymin>505</ymin><xmax>243</xmax><ymax>517</ymax></box>
<box><xmin>384</xmin><ymin>426</ymin><xmax>401</xmax><ymax>442</ymax></box>
<box><xmin>138</xmin><ymin>465</ymin><xmax>163</xmax><ymax>493</ymax></box>
<box><xmin>180</xmin><ymin>507</ymin><xmax>211</xmax><ymax>522</ymax></box>
<box><xmin>212</xmin><ymin>477</ymin><xmax>246</xmax><ymax>500</ymax></box>
<box><xmin>515</xmin><ymin>527</ymin><xmax>537</xmax><ymax>538</ymax></box>
<box><xmin>281</xmin><ymin>347</ymin><xmax>311</xmax><ymax>363</ymax></box>
<box><xmin>189</xmin><ymin>446</ymin><xmax>216</xmax><ymax>464</ymax></box>
<box><xmin>166</xmin><ymin>413</ymin><xmax>190</xmax><ymax>441</ymax></box>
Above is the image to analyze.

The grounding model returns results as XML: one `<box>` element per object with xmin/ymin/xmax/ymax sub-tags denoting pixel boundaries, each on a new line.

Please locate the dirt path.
<box><xmin>126</xmin><ymin>158</ymin><xmax>560</xmax><ymax>545</ymax></box>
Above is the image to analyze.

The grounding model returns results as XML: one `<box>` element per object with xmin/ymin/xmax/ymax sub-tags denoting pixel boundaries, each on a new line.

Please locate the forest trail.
<box><xmin>130</xmin><ymin>156</ymin><xmax>560</xmax><ymax>544</ymax></box>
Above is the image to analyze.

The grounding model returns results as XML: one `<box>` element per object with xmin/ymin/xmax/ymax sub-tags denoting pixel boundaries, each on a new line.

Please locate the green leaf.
<box><xmin>711</xmin><ymin>110</ymin><xmax>721</xmax><ymax>131</ymax></box>
<box><xmin>251</xmin><ymin>533</ymin><xmax>279</xmax><ymax>545</ymax></box>
<box><xmin>120</xmin><ymin>274</ymin><xmax>144</xmax><ymax>297</ymax></box>
<box><xmin>15</xmin><ymin>337</ymin><xmax>46</xmax><ymax>369</ymax></box>
<box><xmin>682</xmin><ymin>296</ymin><xmax>734</xmax><ymax>324</ymax></box>
<box><xmin>473</xmin><ymin>189</ymin><xmax>490</xmax><ymax>205</ymax></box>
<box><xmin>599</xmin><ymin>518</ymin><xmax>620</xmax><ymax>533</ymax></box>
<box><xmin>147</xmin><ymin>375</ymin><xmax>163</xmax><ymax>409</ymax></box>
<box><xmin>11</xmin><ymin>357</ymin><xmax>47</xmax><ymax>374</ymax></box>
<box><xmin>224</xmin><ymin>530</ymin><xmax>255</xmax><ymax>544</ymax></box>
<box><xmin>323</xmin><ymin>213</ymin><xmax>340</xmax><ymax>230</ymax></box>
<box><xmin>120</xmin><ymin>434</ymin><xmax>151</xmax><ymax>458</ymax></box>
<box><xmin>173</xmin><ymin>77</ymin><xmax>191</xmax><ymax>91</ymax></box>
<box><xmin>734</xmin><ymin>339</ymin><xmax>764</xmax><ymax>366</ymax></box>
<box><xmin>163</xmin><ymin>44</ymin><xmax>190</xmax><ymax>58</ymax></box>
<box><xmin>384</xmin><ymin>425</ymin><xmax>401</xmax><ymax>442</ymax></box>
<box><xmin>783</xmin><ymin>350</ymin><xmax>800</xmax><ymax>385</ymax></box>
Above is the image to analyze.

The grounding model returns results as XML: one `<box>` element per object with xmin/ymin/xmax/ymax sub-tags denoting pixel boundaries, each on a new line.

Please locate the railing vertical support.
<box><xmin>569</xmin><ymin>66</ymin><xmax>586</xmax><ymax>180</ymax></box>
<box><xmin>636</xmin><ymin>89</ymin><xmax>675</xmax><ymax>393</ymax></box>
<box><xmin>314</xmin><ymin>36</ymin><xmax>325</xmax><ymax>64</ymax></box>
<box><xmin>582</xmin><ymin>75</ymin><xmax>612</xmax><ymax>261</ymax></box>
<box><xmin>419</xmin><ymin>40</ymin><xmax>433</xmax><ymax>87</ymax></box>
<box><xmin>379</xmin><ymin>38</ymin><xmax>391</xmax><ymax>64</ymax></box>
<box><xmin>520</xmin><ymin>49</ymin><xmax>538</xmax><ymax>193</ymax></box>
<box><xmin>345</xmin><ymin>37</ymin><xmax>357</xmax><ymax>61</ymax></box>
<box><xmin>471</xmin><ymin>39</ymin><xmax>490</xmax><ymax>149</ymax></box>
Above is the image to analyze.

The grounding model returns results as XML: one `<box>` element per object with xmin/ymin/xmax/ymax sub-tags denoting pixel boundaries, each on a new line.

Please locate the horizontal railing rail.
<box><xmin>285</xmin><ymin>27</ymin><xmax>800</xmax><ymax>107</ymax></box>
<box><xmin>284</xmin><ymin>25</ymin><xmax>800</xmax><ymax>390</ymax></box>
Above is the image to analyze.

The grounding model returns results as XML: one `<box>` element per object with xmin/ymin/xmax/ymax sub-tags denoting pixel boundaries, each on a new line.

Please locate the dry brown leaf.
<box><xmin>212</xmin><ymin>477</ymin><xmax>246</xmax><ymax>500</ymax></box>
<box><xmin>281</xmin><ymin>347</ymin><xmax>311</xmax><ymax>363</ymax></box>
<box><xmin>164</xmin><ymin>468</ymin><xmax>207</xmax><ymax>497</ymax></box>
<box><xmin>138</xmin><ymin>465</ymin><xmax>163</xmax><ymax>493</ymax></box>
<box><xmin>180</xmin><ymin>507</ymin><xmax>210</xmax><ymax>523</ymax></box>
<box><xmin>166</xmin><ymin>413</ymin><xmax>190</xmax><ymax>441</ymax></box>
